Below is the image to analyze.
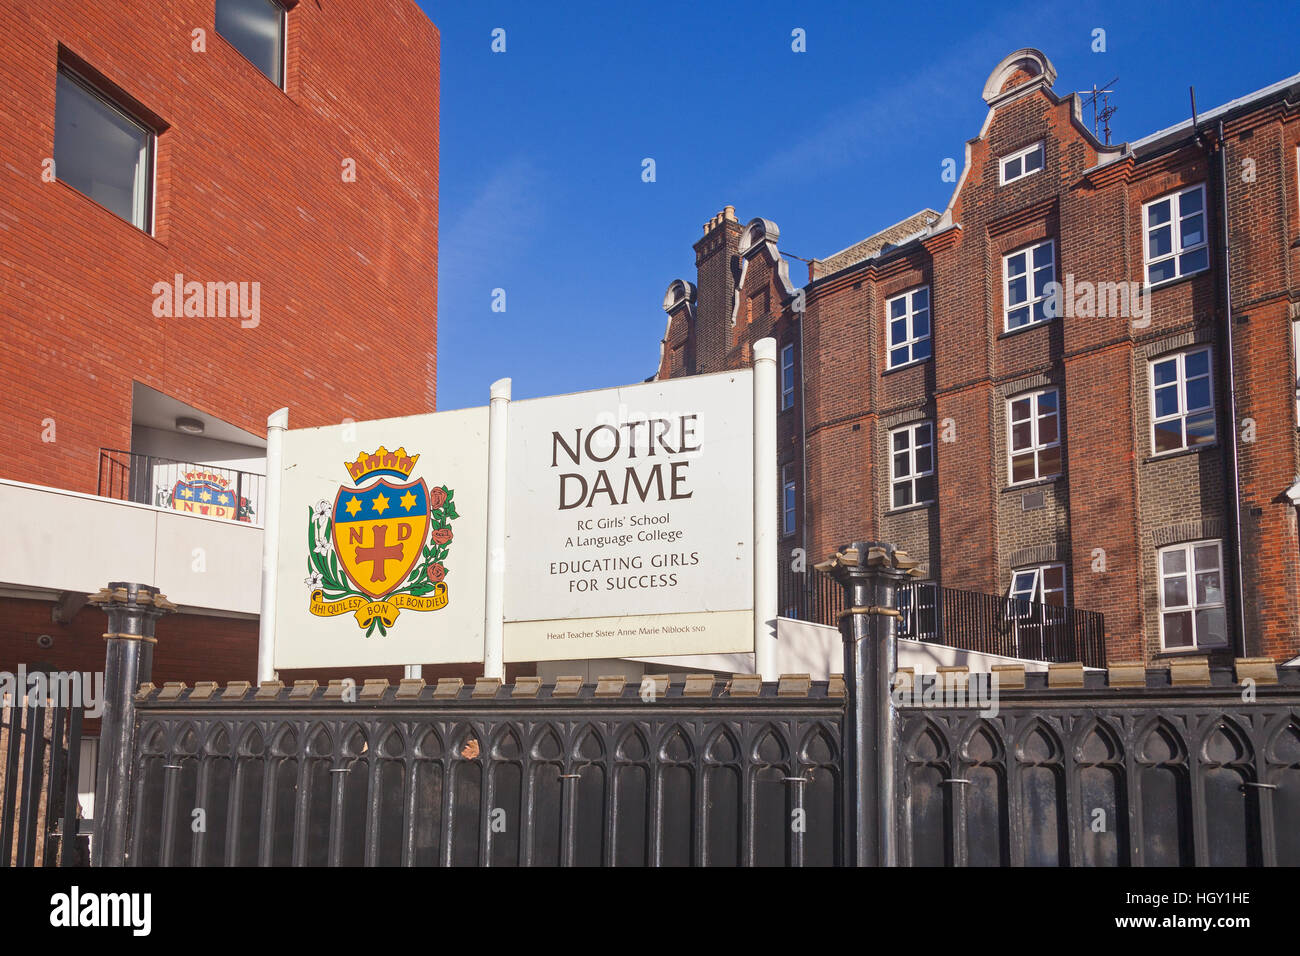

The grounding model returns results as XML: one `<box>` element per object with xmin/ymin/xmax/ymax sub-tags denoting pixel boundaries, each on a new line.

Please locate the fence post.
<box><xmin>88</xmin><ymin>582</ymin><xmax>175</xmax><ymax>867</ymax></box>
<box><xmin>816</xmin><ymin>541</ymin><xmax>916</xmax><ymax>867</ymax></box>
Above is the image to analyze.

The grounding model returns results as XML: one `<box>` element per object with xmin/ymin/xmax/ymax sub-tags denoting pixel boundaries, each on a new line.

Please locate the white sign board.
<box><xmin>503</xmin><ymin>371</ymin><xmax>754</xmax><ymax>661</ymax></box>
<box><xmin>273</xmin><ymin>408</ymin><xmax>489</xmax><ymax>669</ymax></box>
<box><xmin>263</xmin><ymin>348</ymin><xmax>777</xmax><ymax>677</ymax></box>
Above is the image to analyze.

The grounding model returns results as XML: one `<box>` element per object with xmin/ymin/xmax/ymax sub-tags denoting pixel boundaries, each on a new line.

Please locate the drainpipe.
<box><xmin>799</xmin><ymin>286</ymin><xmax>809</xmax><ymax>569</ymax></box>
<box><xmin>1215</xmin><ymin>118</ymin><xmax>1249</xmax><ymax>657</ymax></box>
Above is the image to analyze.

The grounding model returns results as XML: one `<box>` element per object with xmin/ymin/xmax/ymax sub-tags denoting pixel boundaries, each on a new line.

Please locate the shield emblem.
<box><xmin>171</xmin><ymin>478</ymin><xmax>237</xmax><ymax>520</ymax></box>
<box><xmin>332</xmin><ymin>477</ymin><xmax>430</xmax><ymax>599</ymax></box>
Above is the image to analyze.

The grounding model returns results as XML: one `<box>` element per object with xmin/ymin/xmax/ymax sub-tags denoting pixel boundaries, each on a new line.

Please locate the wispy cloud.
<box><xmin>742</xmin><ymin>11</ymin><xmax>1056</xmax><ymax>191</ymax></box>
<box><xmin>439</xmin><ymin>155</ymin><xmax>546</xmax><ymax>297</ymax></box>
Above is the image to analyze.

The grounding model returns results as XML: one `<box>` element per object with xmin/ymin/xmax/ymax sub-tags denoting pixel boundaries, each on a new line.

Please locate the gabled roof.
<box><xmin>810</xmin><ymin>209</ymin><xmax>940</xmax><ymax>280</ymax></box>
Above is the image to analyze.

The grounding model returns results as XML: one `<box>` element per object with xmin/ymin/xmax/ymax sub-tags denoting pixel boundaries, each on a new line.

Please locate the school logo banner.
<box><xmin>305</xmin><ymin>446</ymin><xmax>458</xmax><ymax>637</ymax></box>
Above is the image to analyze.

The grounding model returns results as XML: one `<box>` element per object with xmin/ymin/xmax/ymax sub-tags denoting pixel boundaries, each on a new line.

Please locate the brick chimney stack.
<box><xmin>692</xmin><ymin>205</ymin><xmax>743</xmax><ymax>373</ymax></box>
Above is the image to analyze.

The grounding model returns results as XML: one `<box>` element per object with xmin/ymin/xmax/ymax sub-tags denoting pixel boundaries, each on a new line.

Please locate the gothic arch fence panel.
<box><xmin>127</xmin><ymin>690</ymin><xmax>843</xmax><ymax>867</ymax></box>
<box><xmin>897</xmin><ymin>688</ymin><xmax>1300</xmax><ymax>867</ymax></box>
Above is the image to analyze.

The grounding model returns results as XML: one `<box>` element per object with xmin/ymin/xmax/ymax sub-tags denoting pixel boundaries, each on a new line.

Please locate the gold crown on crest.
<box><xmin>345</xmin><ymin>446</ymin><xmax>419</xmax><ymax>483</ymax></box>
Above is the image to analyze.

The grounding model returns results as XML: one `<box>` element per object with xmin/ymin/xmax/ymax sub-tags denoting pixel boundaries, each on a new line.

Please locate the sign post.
<box><xmin>753</xmin><ymin>338</ymin><xmax>779</xmax><ymax>680</ymax></box>
<box><xmin>257</xmin><ymin>406</ymin><xmax>288</xmax><ymax>685</ymax></box>
<box><xmin>483</xmin><ymin>378</ymin><xmax>511</xmax><ymax>679</ymax></box>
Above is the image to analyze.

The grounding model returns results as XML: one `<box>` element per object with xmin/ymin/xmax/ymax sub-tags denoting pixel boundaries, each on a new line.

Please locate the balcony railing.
<box><xmin>97</xmin><ymin>448</ymin><xmax>266</xmax><ymax>527</ymax></box>
<box><xmin>778</xmin><ymin>564</ymin><xmax>1106</xmax><ymax>668</ymax></box>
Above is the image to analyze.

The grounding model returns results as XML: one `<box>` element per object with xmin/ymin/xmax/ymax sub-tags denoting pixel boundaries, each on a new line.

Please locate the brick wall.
<box><xmin>657</xmin><ymin>51</ymin><xmax>1300</xmax><ymax>664</ymax></box>
<box><xmin>0</xmin><ymin>0</ymin><xmax>440</xmax><ymax>495</ymax></box>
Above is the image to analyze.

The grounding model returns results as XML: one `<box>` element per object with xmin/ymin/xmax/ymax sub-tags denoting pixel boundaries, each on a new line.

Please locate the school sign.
<box><xmin>261</xmin><ymin>342</ymin><xmax>778</xmax><ymax>676</ymax></box>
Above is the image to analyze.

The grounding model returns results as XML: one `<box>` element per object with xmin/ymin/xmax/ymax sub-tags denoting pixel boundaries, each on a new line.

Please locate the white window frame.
<box><xmin>1149</xmin><ymin>346</ymin><xmax>1216</xmax><ymax>455</ymax></box>
<box><xmin>1006</xmin><ymin>563</ymin><xmax>1068</xmax><ymax>656</ymax></box>
<box><xmin>999</xmin><ymin>141</ymin><xmax>1045</xmax><ymax>185</ymax></box>
<box><xmin>781</xmin><ymin>464</ymin><xmax>796</xmax><ymax>537</ymax></box>
<box><xmin>889</xmin><ymin>421</ymin><xmax>935</xmax><ymax>510</ymax></box>
<box><xmin>885</xmin><ymin>286</ymin><xmax>932</xmax><ymax>370</ymax></box>
<box><xmin>1002</xmin><ymin>239</ymin><xmax>1056</xmax><ymax>331</ymax></box>
<box><xmin>780</xmin><ymin>344</ymin><xmax>795</xmax><ymax>410</ymax></box>
<box><xmin>1007</xmin><ymin>564</ymin><xmax>1067</xmax><ymax>606</ymax></box>
<box><xmin>1157</xmin><ymin>539</ymin><xmax>1228</xmax><ymax>650</ymax></box>
<box><xmin>1143</xmin><ymin>184</ymin><xmax>1209</xmax><ymax>286</ymax></box>
<box><xmin>1006</xmin><ymin>388</ymin><xmax>1061</xmax><ymax>485</ymax></box>
<box><xmin>1293</xmin><ymin>319</ymin><xmax>1299</xmax><ymax>424</ymax></box>
<box><xmin>898</xmin><ymin>580</ymin><xmax>938</xmax><ymax>641</ymax></box>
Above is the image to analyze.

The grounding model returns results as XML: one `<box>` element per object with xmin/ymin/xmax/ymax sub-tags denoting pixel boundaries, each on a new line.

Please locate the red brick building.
<box><xmin>0</xmin><ymin>0</ymin><xmax>440</xmax><ymax>685</ymax></box>
<box><xmin>657</xmin><ymin>49</ymin><xmax>1300</xmax><ymax>665</ymax></box>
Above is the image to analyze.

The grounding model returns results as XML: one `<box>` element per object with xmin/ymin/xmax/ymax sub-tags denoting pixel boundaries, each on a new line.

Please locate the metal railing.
<box><xmin>97</xmin><ymin>448</ymin><xmax>266</xmax><ymax>526</ymax></box>
<box><xmin>1</xmin><ymin>680</ymin><xmax>87</xmax><ymax>867</ymax></box>
<box><xmin>779</xmin><ymin>565</ymin><xmax>1106</xmax><ymax>667</ymax></box>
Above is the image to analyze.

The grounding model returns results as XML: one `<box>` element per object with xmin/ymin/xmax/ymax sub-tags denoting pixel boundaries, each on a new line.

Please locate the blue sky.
<box><xmin>424</xmin><ymin>0</ymin><xmax>1299</xmax><ymax>411</ymax></box>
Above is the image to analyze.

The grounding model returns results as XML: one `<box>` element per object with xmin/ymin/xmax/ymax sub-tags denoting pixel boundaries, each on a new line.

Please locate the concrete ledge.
<box><xmin>729</xmin><ymin>674</ymin><xmax>763</xmax><ymax>697</ymax></box>
<box><xmin>512</xmin><ymin>676</ymin><xmax>543</xmax><ymax>698</ymax></box>
<box><xmin>1235</xmin><ymin>657</ymin><xmax>1278</xmax><ymax>685</ymax></box>
<box><xmin>1169</xmin><ymin>656</ymin><xmax>1211</xmax><ymax>687</ymax></box>
<box><xmin>126</xmin><ymin>667</ymin><xmax>1299</xmax><ymax>706</ymax></box>
<box><xmin>1047</xmin><ymin>662</ymin><xmax>1085</xmax><ymax>688</ymax></box>
<box><xmin>433</xmin><ymin>678</ymin><xmax>463</xmax><ymax>699</ymax></box>
<box><xmin>552</xmin><ymin>676</ymin><xmax>584</xmax><ymax>697</ymax></box>
<box><xmin>396</xmin><ymin>678</ymin><xmax>425</xmax><ymax>699</ymax></box>
<box><xmin>991</xmin><ymin>664</ymin><xmax>1025</xmax><ymax>690</ymax></box>
<box><xmin>683</xmin><ymin>674</ymin><xmax>716</xmax><ymax>697</ymax></box>
<box><xmin>777</xmin><ymin>673</ymin><xmax>812</xmax><ymax>697</ymax></box>
<box><xmin>1107</xmin><ymin>661</ymin><xmax>1147</xmax><ymax>688</ymax></box>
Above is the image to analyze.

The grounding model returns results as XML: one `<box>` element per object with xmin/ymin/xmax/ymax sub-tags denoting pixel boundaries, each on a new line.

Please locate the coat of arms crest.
<box><xmin>305</xmin><ymin>445</ymin><xmax>457</xmax><ymax>636</ymax></box>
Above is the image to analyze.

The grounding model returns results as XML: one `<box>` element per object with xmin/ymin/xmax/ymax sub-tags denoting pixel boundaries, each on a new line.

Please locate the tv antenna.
<box><xmin>1081</xmin><ymin>77</ymin><xmax>1118</xmax><ymax>144</ymax></box>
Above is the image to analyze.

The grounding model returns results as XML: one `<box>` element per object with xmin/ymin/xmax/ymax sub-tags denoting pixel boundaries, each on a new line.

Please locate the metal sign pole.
<box><xmin>257</xmin><ymin>407</ymin><xmax>288</xmax><ymax>685</ymax></box>
<box><xmin>483</xmin><ymin>378</ymin><xmax>511</xmax><ymax>679</ymax></box>
<box><xmin>753</xmin><ymin>338</ymin><xmax>779</xmax><ymax>680</ymax></box>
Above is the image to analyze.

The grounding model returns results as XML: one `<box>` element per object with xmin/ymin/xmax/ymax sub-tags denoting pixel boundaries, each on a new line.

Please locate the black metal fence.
<box><xmin>82</xmin><ymin>553</ymin><xmax>1296</xmax><ymax>868</ymax></box>
<box><xmin>777</xmin><ymin>562</ymin><xmax>844</xmax><ymax>624</ymax></box>
<box><xmin>98</xmin><ymin>448</ymin><xmax>265</xmax><ymax>525</ymax></box>
<box><xmin>780</xmin><ymin>565</ymin><xmax>1106</xmax><ymax>668</ymax></box>
<box><xmin>127</xmin><ymin>681</ymin><xmax>844</xmax><ymax>867</ymax></box>
<box><xmin>0</xmin><ymin>682</ymin><xmax>87</xmax><ymax>867</ymax></box>
<box><xmin>897</xmin><ymin>670</ymin><xmax>1300</xmax><ymax>866</ymax></box>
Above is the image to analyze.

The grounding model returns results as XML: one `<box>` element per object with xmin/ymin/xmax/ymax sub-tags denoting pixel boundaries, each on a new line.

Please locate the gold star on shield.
<box><xmin>199</xmin><ymin>490</ymin><xmax>212</xmax><ymax>502</ymax></box>
<box><xmin>400</xmin><ymin>491</ymin><xmax>417</xmax><ymax>512</ymax></box>
<box><xmin>371</xmin><ymin>492</ymin><xmax>390</xmax><ymax>515</ymax></box>
<box><xmin>181</xmin><ymin>489</ymin><xmax>193</xmax><ymax>499</ymax></box>
<box><xmin>218</xmin><ymin>493</ymin><xmax>230</xmax><ymax>504</ymax></box>
<box><xmin>345</xmin><ymin>496</ymin><xmax>362</xmax><ymax>517</ymax></box>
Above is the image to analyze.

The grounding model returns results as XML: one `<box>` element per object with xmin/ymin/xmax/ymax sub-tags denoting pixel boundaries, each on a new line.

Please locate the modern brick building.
<box><xmin>0</xmin><ymin>0</ymin><xmax>441</xmax><ymax>686</ymax></box>
<box><xmin>656</xmin><ymin>49</ymin><xmax>1300</xmax><ymax>665</ymax></box>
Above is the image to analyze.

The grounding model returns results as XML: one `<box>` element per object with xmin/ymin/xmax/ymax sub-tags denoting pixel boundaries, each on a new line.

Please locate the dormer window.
<box><xmin>1000</xmin><ymin>142</ymin><xmax>1044</xmax><ymax>185</ymax></box>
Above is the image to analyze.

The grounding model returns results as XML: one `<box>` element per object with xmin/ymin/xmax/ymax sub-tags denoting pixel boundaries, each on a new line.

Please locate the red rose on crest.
<box><xmin>429</xmin><ymin>487</ymin><xmax>447</xmax><ymax>509</ymax></box>
<box><xmin>427</xmin><ymin>563</ymin><xmax>446</xmax><ymax>583</ymax></box>
<box><xmin>431</xmin><ymin>528</ymin><xmax>453</xmax><ymax>545</ymax></box>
